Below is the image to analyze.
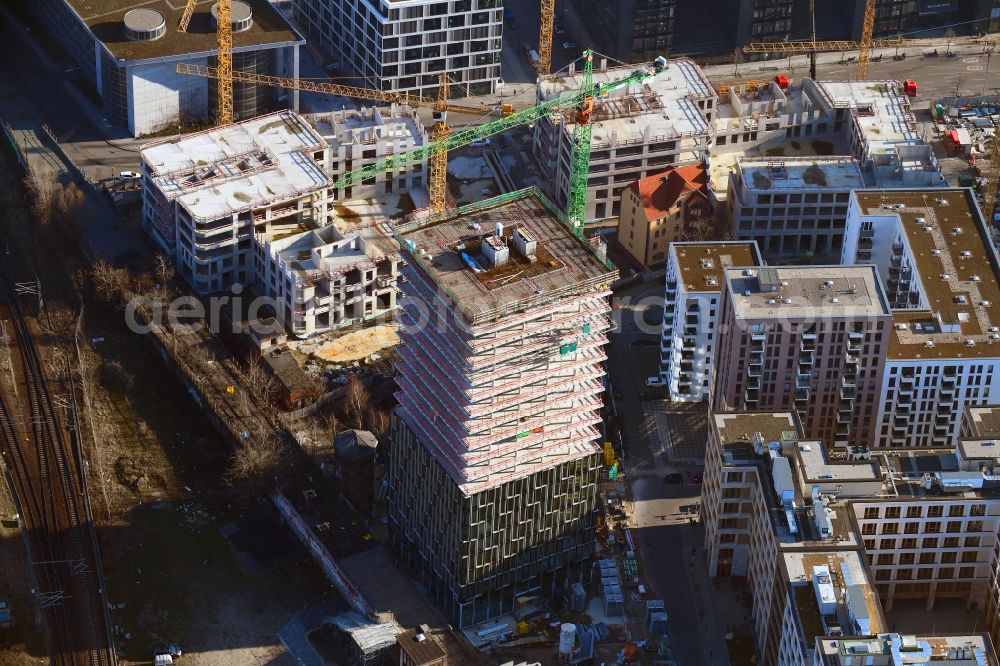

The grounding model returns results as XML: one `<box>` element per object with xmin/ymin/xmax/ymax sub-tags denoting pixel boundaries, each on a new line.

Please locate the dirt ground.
<box><xmin>307</xmin><ymin>325</ymin><xmax>400</xmax><ymax>364</ymax></box>
<box><xmin>0</xmin><ymin>149</ymin><xmax>335</xmax><ymax>665</ymax></box>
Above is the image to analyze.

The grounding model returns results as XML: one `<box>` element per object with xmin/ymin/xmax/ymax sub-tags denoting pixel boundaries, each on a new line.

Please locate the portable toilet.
<box><xmin>904</xmin><ymin>80</ymin><xmax>917</xmax><ymax>97</ymax></box>
<box><xmin>773</xmin><ymin>74</ymin><xmax>789</xmax><ymax>89</ymax></box>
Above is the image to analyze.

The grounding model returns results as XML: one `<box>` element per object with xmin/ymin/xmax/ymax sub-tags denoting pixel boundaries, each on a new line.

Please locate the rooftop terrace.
<box><xmin>816</xmin><ymin>633</ymin><xmax>997</xmax><ymax>665</ymax></box>
<box><xmin>854</xmin><ymin>190</ymin><xmax>1000</xmax><ymax>360</ymax></box>
<box><xmin>713</xmin><ymin>412</ymin><xmax>800</xmax><ymax>452</ymax></box>
<box><xmin>74</xmin><ymin>0</ymin><xmax>299</xmax><ymax>62</ymax></box>
<box><xmin>670</xmin><ymin>242</ymin><xmax>761</xmax><ymax>293</ymax></box>
<box><xmin>538</xmin><ymin>58</ymin><xmax>713</xmax><ymax>147</ymax></box>
<box><xmin>782</xmin><ymin>549</ymin><xmax>885</xmax><ymax>638</ymax></box>
<box><xmin>143</xmin><ymin>110</ymin><xmax>329</xmax><ymax>222</ymax></box>
<box><xmin>965</xmin><ymin>406</ymin><xmax>1000</xmax><ymax>439</ymax></box>
<box><xmin>737</xmin><ymin>156</ymin><xmax>864</xmax><ymax>191</ymax></box>
<box><xmin>725</xmin><ymin>265</ymin><xmax>891</xmax><ymax>320</ymax></box>
<box><xmin>396</xmin><ymin>189</ymin><xmax>617</xmax><ymax>326</ymax></box>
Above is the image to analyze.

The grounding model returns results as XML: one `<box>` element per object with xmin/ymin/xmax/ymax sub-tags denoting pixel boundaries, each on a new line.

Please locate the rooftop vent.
<box><xmin>830</xmin><ymin>297</ymin><xmax>840</xmax><ymax>304</ymax></box>
<box><xmin>971</xmin><ymin>275</ymin><xmax>981</xmax><ymax>282</ymax></box>
<box><xmin>893</xmin><ymin>204</ymin><xmax>906</xmax><ymax>209</ymax></box>
<box><xmin>782</xmin><ymin>298</ymin><xmax>792</xmax><ymax>304</ymax></box>
<box><xmin>966</xmin><ymin>339</ymin><xmax>976</xmax><ymax>347</ymax></box>
<box><xmin>706</xmin><ymin>277</ymin><xmax>718</xmax><ymax>286</ymax></box>
<box><xmin>823</xmin><ymin>280</ymin><xmax>834</xmax><ymax>287</ymax></box>
<box><xmin>212</xmin><ymin>1</ymin><xmax>254</xmax><ymax>32</ymax></box>
<box><xmin>960</xmin><ymin>250</ymin><xmax>972</xmax><ymax>258</ymax></box>
<box><xmin>895</xmin><ymin>323</ymin><xmax>908</xmax><ymax>330</ymax></box>
<box><xmin>922</xmin><ymin>226</ymin><xmax>933</xmax><ymax>232</ymax></box>
<box><xmin>952</xmin><ymin>227</ymin><xmax>964</xmax><ymax>235</ymax></box>
<box><xmin>981</xmin><ymin>301</ymin><xmax>992</xmax><ymax>307</ymax></box>
<box><xmin>935</xmin><ymin>198</ymin><xmax>949</xmax><ymax>205</ymax></box>
<box><xmin>123</xmin><ymin>8</ymin><xmax>166</xmax><ymax>41</ymax></box>
<box><xmin>931</xmin><ymin>249</ymin><xmax>942</xmax><ymax>256</ymax></box>
<box><xmin>924</xmin><ymin>340</ymin><xmax>935</xmax><ymax>348</ymax></box>
<box><xmin>940</xmin><ymin>274</ymin><xmax>951</xmax><ymax>280</ymax></box>
<box><xmin>915</xmin><ymin>217</ymin><xmax>926</xmax><ymax>224</ymax></box>
<box><xmin>743</xmin><ymin>269</ymin><xmax>755</xmax><ymax>277</ymax></box>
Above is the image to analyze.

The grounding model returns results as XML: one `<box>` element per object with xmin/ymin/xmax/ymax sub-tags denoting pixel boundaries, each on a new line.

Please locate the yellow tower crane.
<box><xmin>176</xmin><ymin>64</ymin><xmax>493</xmax><ymax>212</ymax></box>
<box><xmin>178</xmin><ymin>0</ymin><xmax>233</xmax><ymax>124</ymax></box>
<box><xmin>537</xmin><ymin>0</ymin><xmax>555</xmax><ymax>75</ymax></box>
<box><xmin>855</xmin><ymin>0</ymin><xmax>876</xmax><ymax>81</ymax></box>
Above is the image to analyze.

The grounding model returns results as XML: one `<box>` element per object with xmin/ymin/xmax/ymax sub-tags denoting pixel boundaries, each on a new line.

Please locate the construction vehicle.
<box><xmin>182</xmin><ymin>51</ymin><xmax>669</xmax><ymax>236</ymax></box>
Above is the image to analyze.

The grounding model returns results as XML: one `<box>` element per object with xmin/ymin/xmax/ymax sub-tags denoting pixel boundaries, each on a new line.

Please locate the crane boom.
<box><xmin>178</xmin><ymin>0</ymin><xmax>198</xmax><ymax>32</ymax></box>
<box><xmin>333</xmin><ymin>52</ymin><xmax>669</xmax><ymax>209</ymax></box>
<box><xmin>537</xmin><ymin>0</ymin><xmax>555</xmax><ymax>75</ymax></box>
<box><xmin>856</xmin><ymin>0</ymin><xmax>876</xmax><ymax>80</ymax></box>
<box><xmin>175</xmin><ymin>63</ymin><xmax>491</xmax><ymax>116</ymax></box>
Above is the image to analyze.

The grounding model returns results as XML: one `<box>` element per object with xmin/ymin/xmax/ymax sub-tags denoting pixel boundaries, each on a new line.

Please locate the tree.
<box><xmin>225</xmin><ymin>428</ymin><xmax>286</xmax><ymax>493</ymax></box>
<box><xmin>953</xmin><ymin>73</ymin><xmax>967</xmax><ymax>99</ymax></box>
<box><xmin>733</xmin><ymin>48</ymin><xmax>742</xmax><ymax>76</ymax></box>
<box><xmin>945</xmin><ymin>28</ymin><xmax>957</xmax><ymax>55</ymax></box>
<box><xmin>90</xmin><ymin>260</ymin><xmax>134</xmax><ymax>309</ymax></box>
<box><xmin>344</xmin><ymin>375</ymin><xmax>370</xmax><ymax>428</ymax></box>
<box><xmin>366</xmin><ymin>407</ymin><xmax>390</xmax><ymax>440</ymax></box>
<box><xmin>153</xmin><ymin>253</ymin><xmax>175</xmax><ymax>292</ymax></box>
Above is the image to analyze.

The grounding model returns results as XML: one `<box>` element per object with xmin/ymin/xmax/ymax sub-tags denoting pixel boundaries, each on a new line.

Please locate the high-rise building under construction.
<box><xmin>386</xmin><ymin>190</ymin><xmax>616</xmax><ymax>628</ymax></box>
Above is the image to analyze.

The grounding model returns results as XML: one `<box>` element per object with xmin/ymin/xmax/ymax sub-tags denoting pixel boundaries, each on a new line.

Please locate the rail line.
<box><xmin>0</xmin><ymin>257</ymin><xmax>114</xmax><ymax>666</ymax></box>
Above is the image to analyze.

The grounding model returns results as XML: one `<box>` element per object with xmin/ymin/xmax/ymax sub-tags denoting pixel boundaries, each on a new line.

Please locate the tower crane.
<box><xmin>176</xmin><ymin>64</ymin><xmax>491</xmax><ymax>213</ymax></box>
<box><xmin>537</xmin><ymin>0</ymin><xmax>556</xmax><ymax>75</ymax></box>
<box><xmin>177</xmin><ymin>0</ymin><xmax>233</xmax><ymax>124</ymax></box>
<box><xmin>855</xmin><ymin>0</ymin><xmax>876</xmax><ymax>81</ymax></box>
<box><xmin>331</xmin><ymin>51</ymin><xmax>669</xmax><ymax>237</ymax></box>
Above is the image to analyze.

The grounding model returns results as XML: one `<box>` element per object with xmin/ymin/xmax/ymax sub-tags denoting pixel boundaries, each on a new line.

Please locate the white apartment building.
<box><xmin>659</xmin><ymin>242</ymin><xmax>761</xmax><ymax>402</ymax></box>
<box><xmin>291</xmin><ymin>0</ymin><xmax>502</xmax><ymax>98</ymax></box>
<box><xmin>703</xmin><ymin>409</ymin><xmax>1000</xmax><ymax>664</ymax></box>
<box><xmin>533</xmin><ymin>57</ymin><xmax>714</xmax><ymax>223</ymax></box>
<box><xmin>727</xmin><ymin>157</ymin><xmax>863</xmax><ymax>263</ymax></box>
<box><xmin>841</xmin><ymin>189</ymin><xmax>1000</xmax><ymax>448</ymax></box>
<box><xmin>259</xmin><ymin>224</ymin><xmax>400</xmax><ymax>337</ymax></box>
<box><xmin>141</xmin><ymin>110</ymin><xmax>332</xmax><ymax>294</ymax></box>
<box><xmin>306</xmin><ymin>105</ymin><xmax>429</xmax><ymax>202</ymax></box>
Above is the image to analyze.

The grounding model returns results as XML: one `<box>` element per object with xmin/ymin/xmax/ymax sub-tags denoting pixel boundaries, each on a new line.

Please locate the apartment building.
<box><xmin>703</xmin><ymin>410</ymin><xmax>1000</xmax><ymax>664</ymax></box>
<box><xmin>727</xmin><ymin>157</ymin><xmax>863</xmax><ymax>263</ymax></box>
<box><xmin>659</xmin><ymin>242</ymin><xmax>762</xmax><ymax>402</ymax></box>
<box><xmin>713</xmin><ymin>265</ymin><xmax>893</xmax><ymax>447</ymax></box>
<box><xmin>574</xmin><ymin>0</ymin><xmax>675</xmax><ymax>63</ymax></box>
<box><xmin>533</xmin><ymin>57</ymin><xmax>714</xmax><ymax>224</ymax></box>
<box><xmin>841</xmin><ymin>189</ymin><xmax>1000</xmax><ymax>448</ymax></box>
<box><xmin>258</xmin><ymin>223</ymin><xmax>400</xmax><ymax>337</ymax></box>
<box><xmin>306</xmin><ymin>106</ymin><xmax>429</xmax><ymax>202</ymax></box>
<box><xmin>386</xmin><ymin>189</ymin><xmax>615</xmax><ymax>628</ymax></box>
<box><xmin>28</xmin><ymin>0</ymin><xmax>302</xmax><ymax>136</ymax></box>
<box><xmin>141</xmin><ymin>110</ymin><xmax>332</xmax><ymax>294</ymax></box>
<box><xmin>292</xmin><ymin>0</ymin><xmax>502</xmax><ymax>98</ymax></box>
<box><xmin>618</xmin><ymin>163</ymin><xmax>711</xmax><ymax>268</ymax></box>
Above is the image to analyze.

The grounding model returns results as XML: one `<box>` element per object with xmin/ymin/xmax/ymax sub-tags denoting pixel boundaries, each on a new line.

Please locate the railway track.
<box><xmin>0</xmin><ymin>257</ymin><xmax>114</xmax><ymax>666</ymax></box>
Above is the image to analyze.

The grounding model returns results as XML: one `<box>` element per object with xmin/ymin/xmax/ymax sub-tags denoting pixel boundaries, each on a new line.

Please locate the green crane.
<box><xmin>333</xmin><ymin>51</ymin><xmax>669</xmax><ymax>238</ymax></box>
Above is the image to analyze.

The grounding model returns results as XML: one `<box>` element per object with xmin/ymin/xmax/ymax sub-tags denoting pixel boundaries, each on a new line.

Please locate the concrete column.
<box><xmin>291</xmin><ymin>45</ymin><xmax>300</xmax><ymax>113</ymax></box>
<box><xmin>885</xmin><ymin>583</ymin><xmax>895</xmax><ymax>613</ymax></box>
<box><xmin>926</xmin><ymin>581</ymin><xmax>938</xmax><ymax>612</ymax></box>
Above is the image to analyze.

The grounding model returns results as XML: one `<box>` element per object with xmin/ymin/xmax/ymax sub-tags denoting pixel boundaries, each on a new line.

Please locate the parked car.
<box><xmin>119</xmin><ymin>170</ymin><xmax>140</xmax><ymax>181</ymax></box>
<box><xmin>561</xmin><ymin>41</ymin><xmax>576</xmax><ymax>51</ymax></box>
<box><xmin>645</xmin><ymin>376</ymin><xmax>666</xmax><ymax>388</ymax></box>
<box><xmin>470</xmin><ymin>138</ymin><xmax>492</xmax><ymax>148</ymax></box>
<box><xmin>508</xmin><ymin>16</ymin><xmax>520</xmax><ymax>30</ymax></box>
<box><xmin>663</xmin><ymin>472</ymin><xmax>683</xmax><ymax>484</ymax></box>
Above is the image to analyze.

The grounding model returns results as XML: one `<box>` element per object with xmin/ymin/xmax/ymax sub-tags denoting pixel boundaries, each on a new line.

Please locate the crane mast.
<box><xmin>567</xmin><ymin>52</ymin><xmax>595</xmax><ymax>234</ymax></box>
<box><xmin>856</xmin><ymin>0</ymin><xmax>876</xmax><ymax>81</ymax></box>
<box><xmin>537</xmin><ymin>0</ymin><xmax>555</xmax><ymax>75</ymax></box>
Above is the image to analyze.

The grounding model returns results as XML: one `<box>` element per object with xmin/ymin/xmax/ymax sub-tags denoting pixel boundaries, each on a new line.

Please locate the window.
<box><xmin>899</xmin><ymin>553</ymin><xmax>915</xmax><ymax>565</ymax></box>
<box><xmin>864</xmin><ymin>507</ymin><xmax>880</xmax><ymax>519</ymax></box>
<box><xmin>885</xmin><ymin>506</ymin><xmax>901</xmax><ymax>519</ymax></box>
<box><xmin>901</xmin><ymin>538</ymin><xmax>917</xmax><ymax>549</ymax></box>
<box><xmin>881</xmin><ymin>523</ymin><xmax>899</xmax><ymax>535</ymax></box>
<box><xmin>928</xmin><ymin>505</ymin><xmax>943</xmax><ymax>518</ymax></box>
<box><xmin>906</xmin><ymin>506</ymin><xmax>922</xmax><ymax>518</ymax></box>
<box><xmin>877</xmin><ymin>554</ymin><xmax>893</xmax><ymax>565</ymax></box>
<box><xmin>923</xmin><ymin>521</ymin><xmax>941</xmax><ymax>533</ymax></box>
<box><xmin>919</xmin><ymin>552</ymin><xmax>936</xmax><ymax>564</ymax></box>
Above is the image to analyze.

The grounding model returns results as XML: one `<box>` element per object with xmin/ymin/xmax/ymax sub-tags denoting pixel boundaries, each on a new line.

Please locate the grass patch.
<box><xmin>802</xmin><ymin>163</ymin><xmax>828</xmax><ymax>187</ymax></box>
<box><xmin>763</xmin><ymin>147</ymin><xmax>785</xmax><ymax>157</ymax></box>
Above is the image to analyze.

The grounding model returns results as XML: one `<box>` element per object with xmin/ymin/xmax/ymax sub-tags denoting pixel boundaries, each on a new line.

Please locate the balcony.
<box><xmin>680</xmin><ymin>361</ymin><xmax>694</xmax><ymax>372</ymax></box>
<box><xmin>681</xmin><ymin>349</ymin><xmax>695</xmax><ymax>360</ymax></box>
<box><xmin>836</xmin><ymin>423</ymin><xmax>851</xmax><ymax>437</ymax></box>
<box><xmin>751</xmin><ymin>331</ymin><xmax>767</xmax><ymax>342</ymax></box>
<box><xmin>683</xmin><ymin>337</ymin><xmax>697</xmax><ymax>348</ymax></box>
<box><xmin>750</xmin><ymin>340</ymin><xmax>764</xmax><ymax>353</ymax></box>
<box><xmin>896</xmin><ymin>403</ymin><xmax>910</xmax><ymax>415</ymax></box>
<box><xmin>794</xmin><ymin>387</ymin><xmax>809</xmax><ymax>402</ymax></box>
<box><xmin>841</xmin><ymin>385</ymin><xmax>857</xmax><ymax>400</ymax></box>
<box><xmin>800</xmin><ymin>339</ymin><xmax>816</xmax><ymax>352</ymax></box>
<box><xmin>747</xmin><ymin>375</ymin><xmax>761</xmax><ymax>390</ymax></box>
<box><xmin>685</xmin><ymin>325</ymin><xmax>698</xmax><ymax>337</ymax></box>
<box><xmin>839</xmin><ymin>399</ymin><xmax>855</xmax><ymax>414</ymax></box>
<box><xmin>849</xmin><ymin>329</ymin><xmax>864</xmax><ymax>342</ymax></box>
<box><xmin>747</xmin><ymin>363</ymin><xmax>762</xmax><ymax>377</ymax></box>
<box><xmin>845</xmin><ymin>353</ymin><xmax>859</xmax><ymax>366</ymax></box>
<box><xmin>860</xmin><ymin>228</ymin><xmax>875</xmax><ymax>239</ymax></box>
<box><xmin>858</xmin><ymin>237</ymin><xmax>873</xmax><ymax>250</ymax></box>
<box><xmin>796</xmin><ymin>373</ymin><xmax>811</xmax><ymax>389</ymax></box>
<box><xmin>890</xmin><ymin>256</ymin><xmax>902</xmax><ymax>269</ymax></box>
<box><xmin>900</xmin><ymin>374</ymin><xmax>916</xmax><ymax>386</ymax></box>
<box><xmin>837</xmin><ymin>411</ymin><xmax>852</xmax><ymax>424</ymax></box>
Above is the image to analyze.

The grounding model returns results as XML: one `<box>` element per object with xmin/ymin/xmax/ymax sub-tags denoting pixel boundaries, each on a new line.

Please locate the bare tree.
<box><xmin>90</xmin><ymin>260</ymin><xmax>134</xmax><ymax>309</ymax></box>
<box><xmin>953</xmin><ymin>73</ymin><xmax>967</xmax><ymax>99</ymax></box>
<box><xmin>344</xmin><ymin>375</ymin><xmax>370</xmax><ymax>428</ymax></box>
<box><xmin>225</xmin><ymin>428</ymin><xmax>286</xmax><ymax>492</ymax></box>
<box><xmin>945</xmin><ymin>28</ymin><xmax>957</xmax><ymax>55</ymax></box>
<box><xmin>733</xmin><ymin>48</ymin><xmax>742</xmax><ymax>76</ymax></box>
<box><xmin>243</xmin><ymin>357</ymin><xmax>278</xmax><ymax>409</ymax></box>
<box><xmin>153</xmin><ymin>253</ymin><xmax>175</xmax><ymax>292</ymax></box>
<box><xmin>366</xmin><ymin>407</ymin><xmax>390</xmax><ymax>440</ymax></box>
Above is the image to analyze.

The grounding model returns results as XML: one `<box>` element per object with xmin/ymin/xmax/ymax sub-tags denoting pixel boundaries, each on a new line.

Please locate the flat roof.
<box><xmin>957</xmin><ymin>438</ymin><xmax>1000</xmax><ymax>462</ymax></box>
<box><xmin>75</xmin><ymin>0</ymin><xmax>300</xmax><ymax>62</ymax></box>
<box><xmin>142</xmin><ymin>110</ymin><xmax>329</xmax><ymax>222</ymax></box>
<box><xmin>814</xmin><ymin>80</ymin><xmax>921</xmax><ymax>157</ymax></box>
<box><xmin>725</xmin><ymin>265</ymin><xmax>891</xmax><ymax>320</ymax></box>
<box><xmin>396</xmin><ymin>189</ymin><xmax>617</xmax><ymax>326</ymax></box>
<box><xmin>965</xmin><ymin>406</ymin><xmax>1000</xmax><ymax>438</ymax></box>
<box><xmin>713</xmin><ymin>412</ymin><xmax>800</xmax><ymax>450</ymax></box>
<box><xmin>795</xmin><ymin>441</ymin><xmax>880</xmax><ymax>482</ymax></box>
<box><xmin>816</xmin><ymin>634</ymin><xmax>996</xmax><ymax>664</ymax></box>
<box><xmin>538</xmin><ymin>58</ymin><xmax>713</xmax><ymax>147</ymax></box>
<box><xmin>736</xmin><ymin>157</ymin><xmax>864</xmax><ymax>191</ymax></box>
<box><xmin>782</xmin><ymin>549</ymin><xmax>885</xmax><ymax>636</ymax></box>
<box><xmin>670</xmin><ymin>242</ymin><xmax>760</xmax><ymax>293</ymax></box>
<box><xmin>854</xmin><ymin>190</ymin><xmax>1000</xmax><ymax>360</ymax></box>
